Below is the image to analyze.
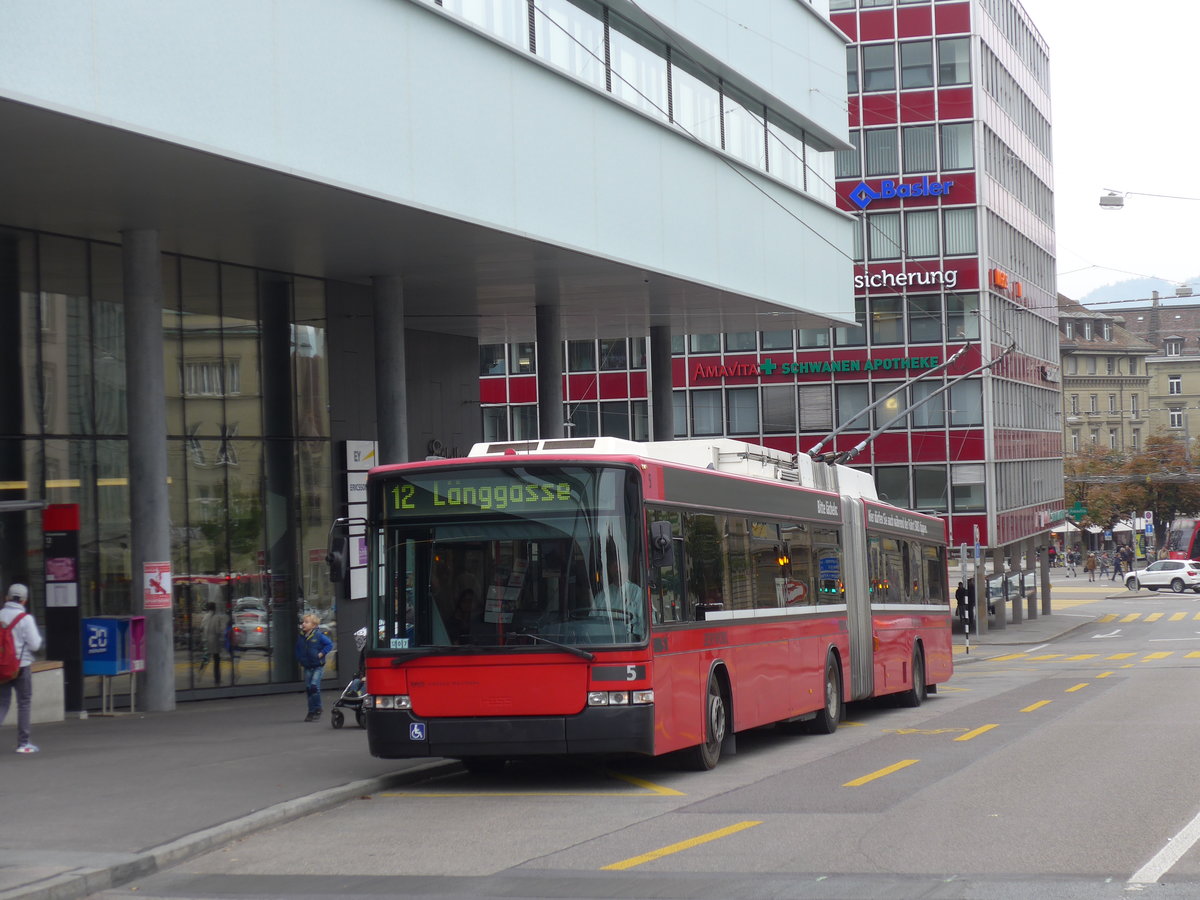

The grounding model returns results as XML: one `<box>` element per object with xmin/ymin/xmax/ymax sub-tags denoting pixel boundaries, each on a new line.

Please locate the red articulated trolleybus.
<box><xmin>1163</xmin><ymin>518</ymin><xmax>1200</xmax><ymax>560</ymax></box>
<box><xmin>332</xmin><ymin>437</ymin><xmax>952</xmax><ymax>772</ymax></box>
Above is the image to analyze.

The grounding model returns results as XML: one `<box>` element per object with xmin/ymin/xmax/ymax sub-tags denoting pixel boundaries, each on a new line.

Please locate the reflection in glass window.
<box><xmin>440</xmin><ymin>0</ymin><xmax>528</xmax><ymax>50</ymax></box>
<box><xmin>913</xmin><ymin>466</ymin><xmax>948</xmax><ymax>512</ymax></box>
<box><xmin>672</xmin><ymin>59</ymin><xmax>721</xmax><ymax>147</ymax></box>
<box><xmin>947</xmin><ymin>294</ymin><xmax>980</xmax><ymax>340</ymax></box>
<box><xmin>900</xmin><ymin>41</ymin><xmax>934</xmax><ymax>89</ymax></box>
<box><xmin>762</xmin><ymin>385</ymin><xmax>795</xmax><ymax>434</ymax></box>
<box><xmin>512</xmin><ymin>405</ymin><xmax>538</xmax><ymax>439</ymax></box>
<box><xmin>862</xmin><ymin>44</ymin><xmax>896</xmax><ymax>91</ymax></box>
<box><xmin>566</xmin><ymin>402</ymin><xmax>599</xmax><ymax>437</ymax></box>
<box><xmin>534</xmin><ymin>0</ymin><xmax>607</xmax><ymax>91</ymax></box>
<box><xmin>767</xmin><ymin>117</ymin><xmax>806</xmax><ymax>191</ymax></box>
<box><xmin>951</xmin><ymin>464</ymin><xmax>985</xmax><ymax>511</ymax></box>
<box><xmin>875</xmin><ymin>383</ymin><xmax>906</xmax><ymax>431</ymax></box>
<box><xmin>567</xmin><ymin>340</ymin><xmax>596</xmax><ymax>371</ymax></box>
<box><xmin>910</xmin><ymin>380</ymin><xmax>945</xmax><ymax>427</ymax></box>
<box><xmin>938</xmin><ymin>37</ymin><xmax>971</xmax><ymax>85</ymax></box>
<box><xmin>950</xmin><ymin>380</ymin><xmax>983</xmax><ymax>426</ymax></box>
<box><xmin>723</xmin><ymin>87</ymin><xmax>766</xmax><ymax>167</ymax></box>
<box><xmin>600</xmin><ymin>400</ymin><xmax>631</xmax><ymax>439</ymax></box>
<box><xmin>599</xmin><ymin>339</ymin><xmax>629</xmax><ymax>370</ymax></box>
<box><xmin>629</xmin><ymin>337</ymin><xmax>646</xmax><ymax>369</ymax></box>
<box><xmin>727</xmin><ymin>388</ymin><xmax>759</xmax><ymax>434</ymax></box>
<box><xmin>510</xmin><ymin>342</ymin><xmax>536</xmax><ymax>375</ymax></box>
<box><xmin>868</xmin><ymin>213</ymin><xmax>902</xmax><ymax>260</ymax></box>
<box><xmin>944</xmin><ymin>208</ymin><xmax>977</xmax><ymax>255</ymax></box>
<box><xmin>798</xmin><ymin>327</ymin><xmax>831</xmax><ymax>348</ymax></box>
<box><xmin>609</xmin><ymin>13</ymin><xmax>668</xmax><ymax>121</ymax></box>
<box><xmin>482</xmin><ymin>407</ymin><xmax>508</xmax><ymax>442</ymax></box>
<box><xmin>837</xmin><ymin>383</ymin><xmax>870</xmax><ymax>430</ymax></box>
<box><xmin>871</xmin><ymin>297</ymin><xmax>904</xmax><ymax>344</ymax></box>
<box><xmin>846</xmin><ymin>45</ymin><xmax>859</xmax><ymax>93</ymax></box>
<box><xmin>941</xmin><ymin>122</ymin><xmax>974</xmax><ymax>169</ymax></box>
<box><xmin>726</xmin><ymin>332</ymin><xmax>756</xmax><ymax>352</ymax></box>
<box><xmin>672</xmin><ymin>391</ymin><xmax>688</xmax><ymax>437</ymax></box>
<box><xmin>761</xmin><ymin>330</ymin><xmax>793</xmax><ymax>350</ymax></box>
<box><xmin>671</xmin><ymin>335</ymin><xmax>685</xmax><ymax>355</ymax></box>
<box><xmin>834</xmin><ymin>299</ymin><xmax>867</xmax><ymax>347</ymax></box>
<box><xmin>902</xmin><ymin>125</ymin><xmax>936</xmax><ymax>173</ymax></box>
<box><xmin>631</xmin><ymin>400</ymin><xmax>648</xmax><ymax>441</ymax></box>
<box><xmin>865</xmin><ymin>129</ymin><xmax>899</xmax><ymax>176</ymax></box>
<box><xmin>690</xmin><ymin>334</ymin><xmax>720</xmax><ymax>353</ymax></box>
<box><xmin>480</xmin><ymin>344</ymin><xmax>506</xmax><ymax>375</ymax></box>
<box><xmin>875</xmin><ymin>467</ymin><xmax>910</xmax><ymax>508</ymax></box>
<box><xmin>907</xmin><ymin>295</ymin><xmax>943</xmax><ymax>343</ymax></box>
<box><xmin>836</xmin><ymin>130</ymin><xmax>862</xmax><ymax>179</ymax></box>
<box><xmin>691</xmin><ymin>392</ymin><xmax>722</xmax><ymax>436</ymax></box>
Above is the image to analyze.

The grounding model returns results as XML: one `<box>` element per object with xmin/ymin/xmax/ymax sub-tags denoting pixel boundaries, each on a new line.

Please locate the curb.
<box><xmin>0</xmin><ymin>759</ymin><xmax>461</xmax><ymax>900</ymax></box>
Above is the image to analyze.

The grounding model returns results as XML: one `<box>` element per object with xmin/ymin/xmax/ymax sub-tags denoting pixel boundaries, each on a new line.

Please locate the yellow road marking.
<box><xmin>1142</xmin><ymin>652</ymin><xmax>1172</xmax><ymax>660</ymax></box>
<box><xmin>1121</xmin><ymin>664</ymin><xmax>1135</xmax><ymax>668</ymax></box>
<box><xmin>885</xmin><ymin>727</ymin><xmax>967</xmax><ymax>735</ymax></box>
<box><xmin>1171</xmin><ymin>612</ymin><xmax>1187</xmax><ymax>622</ymax></box>
<box><xmin>1187</xmin><ymin>652</ymin><xmax>1200</xmax><ymax>659</ymax></box>
<box><xmin>1065</xmin><ymin>654</ymin><xmax>1097</xmax><ymax>660</ymax></box>
<box><xmin>1194</xmin><ymin>612</ymin><xmax>1200</xmax><ymax>621</ymax></box>
<box><xmin>842</xmin><ymin>720</ymin><xmax>866</xmax><ymax>726</ymax></box>
<box><xmin>954</xmin><ymin>724</ymin><xmax>999</xmax><ymax>742</ymax></box>
<box><xmin>1097</xmin><ymin>613</ymin><xmax>1117</xmax><ymax>623</ymax></box>
<box><xmin>1029</xmin><ymin>654</ymin><xmax>1061</xmax><ymax>660</ymax></box>
<box><xmin>601</xmin><ymin>821</ymin><xmax>761</xmax><ymax>870</ymax></box>
<box><xmin>1065</xmin><ymin>683</ymin><xmax>1088</xmax><ymax>693</ymax></box>
<box><xmin>1022</xmin><ymin>700</ymin><xmax>1052</xmax><ymax>712</ymax></box>
<box><xmin>1120</xmin><ymin>614</ymin><xmax>1140</xmax><ymax>623</ymax></box>
<box><xmin>606</xmin><ymin>772</ymin><xmax>685</xmax><ymax>796</ymax></box>
<box><xmin>1096</xmin><ymin>671</ymin><xmax>1114</xmax><ymax>678</ymax></box>
<box><xmin>1107</xmin><ymin>653</ymin><xmax>1135</xmax><ymax>660</ymax></box>
<box><xmin>1145</xmin><ymin>612</ymin><xmax>1164</xmax><ymax>622</ymax></box>
<box><xmin>987</xmin><ymin>653</ymin><xmax>1029</xmax><ymax>662</ymax></box>
<box><xmin>843</xmin><ymin>759</ymin><xmax>919</xmax><ymax>787</ymax></box>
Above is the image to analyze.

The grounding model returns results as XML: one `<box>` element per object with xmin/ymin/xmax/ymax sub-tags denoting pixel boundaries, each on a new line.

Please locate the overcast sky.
<box><xmin>1016</xmin><ymin>0</ymin><xmax>1200</xmax><ymax>302</ymax></box>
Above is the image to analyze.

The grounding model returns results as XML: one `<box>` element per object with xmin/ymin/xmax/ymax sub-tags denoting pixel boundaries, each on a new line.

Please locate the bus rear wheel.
<box><xmin>807</xmin><ymin>655</ymin><xmax>842</xmax><ymax>735</ymax></box>
<box><xmin>685</xmin><ymin>675</ymin><xmax>727</xmax><ymax>770</ymax></box>
<box><xmin>899</xmin><ymin>649</ymin><xmax>926</xmax><ymax>708</ymax></box>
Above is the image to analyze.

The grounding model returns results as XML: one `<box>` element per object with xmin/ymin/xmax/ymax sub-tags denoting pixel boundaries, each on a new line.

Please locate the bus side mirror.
<box><xmin>650</xmin><ymin>520</ymin><xmax>675</xmax><ymax>568</ymax></box>
<box><xmin>327</xmin><ymin>535</ymin><xmax>348</xmax><ymax>584</ymax></box>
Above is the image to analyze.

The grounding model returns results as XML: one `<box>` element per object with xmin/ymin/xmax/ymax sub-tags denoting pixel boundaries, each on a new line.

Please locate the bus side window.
<box><xmin>648</xmin><ymin>509</ymin><xmax>685</xmax><ymax>624</ymax></box>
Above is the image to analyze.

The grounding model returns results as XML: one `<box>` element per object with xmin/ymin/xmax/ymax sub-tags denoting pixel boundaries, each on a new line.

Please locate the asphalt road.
<box><xmin>98</xmin><ymin>588</ymin><xmax>1200</xmax><ymax>899</ymax></box>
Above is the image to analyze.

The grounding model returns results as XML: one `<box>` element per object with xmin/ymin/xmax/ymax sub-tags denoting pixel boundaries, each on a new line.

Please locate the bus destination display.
<box><xmin>385</xmin><ymin>470</ymin><xmax>580</xmax><ymax>518</ymax></box>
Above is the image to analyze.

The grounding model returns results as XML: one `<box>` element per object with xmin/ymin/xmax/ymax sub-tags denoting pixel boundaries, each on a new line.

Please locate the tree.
<box><xmin>1114</xmin><ymin>431</ymin><xmax>1200</xmax><ymax>545</ymax></box>
<box><xmin>1063</xmin><ymin>443</ymin><xmax>1123</xmax><ymax>525</ymax></box>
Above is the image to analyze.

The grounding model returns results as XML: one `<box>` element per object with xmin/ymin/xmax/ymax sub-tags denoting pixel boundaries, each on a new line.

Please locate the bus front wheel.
<box><xmin>686</xmin><ymin>675</ymin><xmax>727</xmax><ymax>770</ymax></box>
<box><xmin>899</xmin><ymin>649</ymin><xmax>926</xmax><ymax>708</ymax></box>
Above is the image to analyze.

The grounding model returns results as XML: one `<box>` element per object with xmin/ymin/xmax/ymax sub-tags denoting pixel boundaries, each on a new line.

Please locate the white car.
<box><xmin>1125</xmin><ymin>560</ymin><xmax>1200</xmax><ymax>594</ymax></box>
<box><xmin>231</xmin><ymin>598</ymin><xmax>271</xmax><ymax>650</ymax></box>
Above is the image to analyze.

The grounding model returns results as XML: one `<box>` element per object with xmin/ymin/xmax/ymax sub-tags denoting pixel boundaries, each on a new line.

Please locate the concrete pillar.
<box><xmin>122</xmin><ymin>229</ymin><xmax>174</xmax><ymax>712</ymax></box>
<box><xmin>0</xmin><ymin>238</ymin><xmax>26</xmax><ymax>586</ymax></box>
<box><xmin>1011</xmin><ymin>541</ymin><xmax>1024</xmax><ymax>625</ymax></box>
<box><xmin>535</xmin><ymin>304</ymin><xmax>563</xmax><ymax>439</ymax></box>
<box><xmin>261</xmin><ymin>278</ymin><xmax>299</xmax><ymax>680</ymax></box>
<box><xmin>990</xmin><ymin>545</ymin><xmax>1007</xmax><ymax>631</ymax></box>
<box><xmin>1024</xmin><ymin>538</ymin><xmax>1039</xmax><ymax>620</ymax></box>
<box><xmin>1041</xmin><ymin>538</ymin><xmax>1053</xmax><ymax>616</ymax></box>
<box><xmin>373</xmin><ymin>276</ymin><xmax>408</xmax><ymax>464</ymax></box>
<box><xmin>650</xmin><ymin>324</ymin><xmax>674</xmax><ymax>441</ymax></box>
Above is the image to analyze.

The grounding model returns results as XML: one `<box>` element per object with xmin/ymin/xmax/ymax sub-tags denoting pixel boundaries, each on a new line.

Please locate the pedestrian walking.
<box><xmin>1111</xmin><ymin>551</ymin><xmax>1123</xmax><ymax>582</ymax></box>
<box><xmin>200</xmin><ymin>601</ymin><xmax>229</xmax><ymax>686</ymax></box>
<box><xmin>1066</xmin><ymin>550</ymin><xmax>1078</xmax><ymax>577</ymax></box>
<box><xmin>1085</xmin><ymin>552</ymin><xmax>1097</xmax><ymax>582</ymax></box>
<box><xmin>0</xmin><ymin>584</ymin><xmax>44</xmax><ymax>754</ymax></box>
<box><xmin>1048</xmin><ymin>545</ymin><xmax>1058</xmax><ymax>568</ymax></box>
<box><xmin>1099</xmin><ymin>552</ymin><xmax>1111</xmax><ymax>578</ymax></box>
<box><xmin>296</xmin><ymin>613</ymin><xmax>333</xmax><ymax>722</ymax></box>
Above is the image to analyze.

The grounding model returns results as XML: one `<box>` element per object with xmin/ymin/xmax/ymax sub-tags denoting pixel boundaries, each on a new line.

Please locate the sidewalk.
<box><xmin>0</xmin><ymin>588</ymin><xmax>1109</xmax><ymax>900</ymax></box>
<box><xmin>0</xmin><ymin>692</ymin><xmax>459</xmax><ymax>900</ymax></box>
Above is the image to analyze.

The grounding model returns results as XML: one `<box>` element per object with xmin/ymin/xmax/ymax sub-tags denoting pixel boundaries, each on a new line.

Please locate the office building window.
<box><xmin>609</xmin><ymin>12</ymin><xmax>669</xmax><ymax>121</ymax></box>
<box><xmin>1071</xmin><ymin>431</ymin><xmax>1079</xmax><ymax>452</ymax></box>
<box><xmin>797</xmin><ymin>385</ymin><xmax>833</xmax><ymax>431</ymax></box>
<box><xmin>846</xmin><ymin>45</ymin><xmax>859</xmax><ymax>93</ymax></box>
<box><xmin>906</xmin><ymin>209</ymin><xmax>939</xmax><ymax>257</ymax></box>
<box><xmin>875</xmin><ymin>467</ymin><xmax>910</xmax><ymax>508</ymax></box>
<box><xmin>798</xmin><ymin>327</ymin><xmax>830</xmax><ymax>348</ymax></box>
<box><xmin>908</xmin><ymin>295</ymin><xmax>942</xmax><ymax>343</ymax></box>
<box><xmin>1170</xmin><ymin>408</ymin><xmax>1184</xmax><ymax>428</ymax></box>
<box><xmin>941</xmin><ymin>122</ymin><xmax>974</xmax><ymax>169</ymax></box>
<box><xmin>836</xmin><ymin>130</ymin><xmax>862</xmax><ymax>179</ymax></box>
<box><xmin>1131</xmin><ymin>394</ymin><xmax>1139</xmax><ymax>417</ymax></box>
<box><xmin>1109</xmin><ymin>394</ymin><xmax>1117</xmax><ymax>413</ymax></box>
<box><xmin>951</xmin><ymin>464</ymin><xmax>985</xmax><ymax>511</ymax></box>
<box><xmin>1132</xmin><ymin>429</ymin><xmax>1140</xmax><ymax>450</ymax></box>
<box><xmin>938</xmin><ymin>37</ymin><xmax>971</xmax><ymax>85</ymax></box>
<box><xmin>598</xmin><ymin>339</ymin><xmax>629</xmax><ymax>370</ymax></box>
<box><xmin>567</xmin><ymin>339</ymin><xmax>596</xmax><ymax>371</ymax></box>
<box><xmin>946</xmin><ymin>294</ymin><xmax>980</xmax><ymax>340</ymax></box>
<box><xmin>510</xmin><ymin>342</ymin><xmax>535</xmax><ymax>374</ymax></box>
<box><xmin>868</xmin><ymin>213</ymin><xmax>902</xmax><ymax>260</ymax></box>
<box><xmin>726</xmin><ymin>332</ymin><xmax>757</xmax><ymax>352</ymax></box>
<box><xmin>836</xmin><ymin>382</ymin><xmax>871</xmax><ymax>430</ymax></box>
<box><xmin>870</xmin><ymin>297</ymin><xmax>904</xmax><ymax>345</ymax></box>
<box><xmin>482</xmin><ymin>407</ymin><xmax>508</xmax><ymax>442</ymax></box>
<box><xmin>834</xmin><ymin>299</ymin><xmax>867</xmax><ymax>347</ymax></box>
<box><xmin>761</xmin><ymin>330</ymin><xmax>793</xmax><ymax>350</ymax></box>
<box><xmin>862</xmin><ymin>44</ymin><xmax>896</xmax><ymax>92</ymax></box>
<box><xmin>900</xmin><ymin>41</ymin><xmax>934</xmax><ymax>89</ymax></box>
<box><xmin>762</xmin><ymin>385</ymin><xmax>796</xmax><ymax>433</ymax></box>
<box><xmin>480</xmin><ymin>344</ymin><xmax>506</xmax><ymax>375</ymax></box>
<box><xmin>1169</xmin><ymin>374</ymin><xmax>1182</xmax><ymax>395</ymax></box>
<box><xmin>512</xmin><ymin>405</ymin><xmax>538</xmax><ymax>440</ymax></box>
<box><xmin>949</xmin><ymin>381</ymin><xmax>982</xmax><ymax>426</ymax></box>
<box><xmin>565</xmin><ymin>402</ymin><xmax>599</xmax><ymax>437</ymax></box>
<box><xmin>672</xmin><ymin>391</ymin><xmax>687</xmax><ymax>437</ymax></box>
<box><xmin>690</xmin><ymin>334</ymin><xmax>720</xmax><ymax>354</ymax></box>
<box><xmin>691</xmin><ymin>392</ymin><xmax>722</xmax><ymax>435</ymax></box>
<box><xmin>902</xmin><ymin>125</ymin><xmax>936</xmax><ymax>173</ymax></box>
<box><xmin>1109</xmin><ymin>430</ymin><xmax>1118</xmax><ymax>450</ymax></box>
<box><xmin>911</xmin><ymin>380</ymin><xmax>945</xmax><ymax>427</ymax></box>
<box><xmin>1089</xmin><ymin>394</ymin><xmax>1098</xmax><ymax>413</ymax></box>
<box><xmin>631</xmin><ymin>400</ymin><xmax>648</xmax><ymax>441</ymax></box>
<box><xmin>600</xmin><ymin>400</ymin><xmax>631</xmax><ymax>439</ymax></box>
<box><xmin>1106</xmin><ymin>357</ymin><xmax>1115</xmax><ymax>375</ymax></box>
<box><xmin>865</xmin><ymin>128</ymin><xmax>899</xmax><ymax>176</ymax></box>
<box><xmin>913</xmin><ymin>466</ymin><xmax>948</xmax><ymax>512</ymax></box>
<box><xmin>943</xmin><ymin>208</ymin><xmax>977</xmax><ymax>255</ymax></box>
<box><xmin>727</xmin><ymin>388</ymin><xmax>759</xmax><ymax>434</ymax></box>
<box><xmin>1069</xmin><ymin>395</ymin><xmax>1079</xmax><ymax>415</ymax></box>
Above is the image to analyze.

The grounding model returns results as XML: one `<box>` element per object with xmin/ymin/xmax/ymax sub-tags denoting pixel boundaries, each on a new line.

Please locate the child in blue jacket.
<box><xmin>296</xmin><ymin>614</ymin><xmax>334</xmax><ymax>722</ymax></box>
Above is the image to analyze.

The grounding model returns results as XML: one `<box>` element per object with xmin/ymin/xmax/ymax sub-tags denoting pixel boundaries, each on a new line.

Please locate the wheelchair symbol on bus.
<box><xmin>409</xmin><ymin>723</ymin><xmax>426</xmax><ymax>741</ymax></box>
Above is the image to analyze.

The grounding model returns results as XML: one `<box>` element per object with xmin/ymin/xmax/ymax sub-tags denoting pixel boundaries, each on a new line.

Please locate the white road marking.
<box><xmin>1092</xmin><ymin>630</ymin><xmax>1122</xmax><ymax>639</ymax></box>
<box><xmin>1129</xmin><ymin>806</ymin><xmax>1200</xmax><ymax>884</ymax></box>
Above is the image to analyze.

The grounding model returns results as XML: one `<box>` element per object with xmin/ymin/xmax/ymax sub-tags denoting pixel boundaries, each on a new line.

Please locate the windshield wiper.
<box><xmin>509</xmin><ymin>632</ymin><xmax>595</xmax><ymax>661</ymax></box>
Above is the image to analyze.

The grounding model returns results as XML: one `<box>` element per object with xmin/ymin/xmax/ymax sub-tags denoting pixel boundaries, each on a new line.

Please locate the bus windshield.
<box><xmin>371</xmin><ymin>465</ymin><xmax>645</xmax><ymax>651</ymax></box>
<box><xmin>1166</xmin><ymin>519</ymin><xmax>1196</xmax><ymax>556</ymax></box>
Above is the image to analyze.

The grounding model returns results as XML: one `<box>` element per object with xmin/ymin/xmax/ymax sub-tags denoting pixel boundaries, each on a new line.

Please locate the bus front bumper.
<box><xmin>365</xmin><ymin>704</ymin><xmax>655</xmax><ymax>760</ymax></box>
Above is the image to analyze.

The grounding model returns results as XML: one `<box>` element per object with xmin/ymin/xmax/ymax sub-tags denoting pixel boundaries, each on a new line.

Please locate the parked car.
<box><xmin>1125</xmin><ymin>560</ymin><xmax>1200</xmax><ymax>593</ymax></box>
<box><xmin>231</xmin><ymin>597</ymin><xmax>271</xmax><ymax>650</ymax></box>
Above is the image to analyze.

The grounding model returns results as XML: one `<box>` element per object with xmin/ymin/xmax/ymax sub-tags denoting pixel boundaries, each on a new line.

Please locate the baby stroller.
<box><xmin>330</xmin><ymin>627</ymin><xmax>369</xmax><ymax>729</ymax></box>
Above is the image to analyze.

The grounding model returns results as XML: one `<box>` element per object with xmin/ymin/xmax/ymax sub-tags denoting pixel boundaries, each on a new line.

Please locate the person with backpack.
<box><xmin>0</xmin><ymin>583</ymin><xmax>44</xmax><ymax>754</ymax></box>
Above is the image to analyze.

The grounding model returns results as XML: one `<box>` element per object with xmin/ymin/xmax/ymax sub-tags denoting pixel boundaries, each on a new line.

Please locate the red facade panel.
<box><xmin>949</xmin><ymin>515</ymin><xmax>987</xmax><ymax>548</ymax></box>
<box><xmin>860</xmin><ymin>92</ymin><xmax>897</xmax><ymax>126</ymax></box>
<box><xmin>858</xmin><ymin>9</ymin><xmax>895</xmax><ymax>41</ymax></box>
<box><xmin>871</xmin><ymin>432</ymin><xmax>910</xmax><ymax>464</ymax></box>
<box><xmin>896</xmin><ymin>4</ymin><xmax>933</xmax><ymax>37</ymax></box>
<box><xmin>761</xmin><ymin>436</ymin><xmax>799</xmax><ymax>455</ymax></box>
<box><xmin>935</xmin><ymin>2</ymin><xmax>971</xmax><ymax>35</ymax></box>
<box><xmin>598</xmin><ymin>372</ymin><xmax>628</xmax><ymax>399</ymax></box>
<box><xmin>567</xmin><ymin>374</ymin><xmax>598</xmax><ymax>401</ymax></box>
<box><xmin>948</xmin><ymin>429</ymin><xmax>986</xmax><ymax>461</ymax></box>
<box><xmin>507</xmin><ymin>376</ymin><xmax>536</xmax><ymax>404</ymax></box>
<box><xmin>910</xmin><ymin>431</ymin><xmax>947</xmax><ymax>462</ymax></box>
<box><xmin>899</xmin><ymin>90</ymin><xmax>937</xmax><ymax>122</ymax></box>
<box><xmin>848</xmin><ymin>95</ymin><xmax>861</xmax><ymax>128</ymax></box>
<box><xmin>479</xmin><ymin>378</ymin><xmax>507</xmax><ymax>404</ymax></box>
<box><xmin>938</xmin><ymin>87</ymin><xmax>973</xmax><ymax>119</ymax></box>
<box><xmin>629</xmin><ymin>371</ymin><xmax>647</xmax><ymax>397</ymax></box>
<box><xmin>831</xmin><ymin>12</ymin><xmax>857</xmax><ymax>40</ymax></box>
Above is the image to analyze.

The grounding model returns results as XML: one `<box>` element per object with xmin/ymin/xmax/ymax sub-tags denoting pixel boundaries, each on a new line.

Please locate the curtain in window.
<box><xmin>865</xmin><ymin>129</ymin><xmax>898</xmax><ymax>176</ymax></box>
<box><xmin>906</xmin><ymin>210</ymin><xmax>939</xmax><ymax>257</ymax></box>
<box><xmin>868</xmin><ymin>213</ymin><xmax>902</xmax><ymax>260</ymax></box>
<box><xmin>902</xmin><ymin>125</ymin><xmax>936</xmax><ymax>173</ymax></box>
<box><xmin>943</xmin><ymin>208</ymin><xmax>977</xmax><ymax>255</ymax></box>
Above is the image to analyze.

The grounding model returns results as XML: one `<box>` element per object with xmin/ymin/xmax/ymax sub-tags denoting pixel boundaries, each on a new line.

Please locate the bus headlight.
<box><xmin>589</xmin><ymin>690</ymin><xmax>653</xmax><ymax>706</ymax></box>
